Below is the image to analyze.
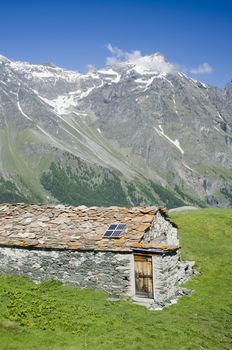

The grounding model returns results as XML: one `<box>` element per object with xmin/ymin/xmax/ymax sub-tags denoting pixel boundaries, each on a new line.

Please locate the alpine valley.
<box><xmin>0</xmin><ymin>53</ymin><xmax>231</xmax><ymax>208</ymax></box>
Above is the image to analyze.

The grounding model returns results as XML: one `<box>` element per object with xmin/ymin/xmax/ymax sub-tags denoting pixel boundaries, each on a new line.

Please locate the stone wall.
<box><xmin>142</xmin><ymin>211</ymin><xmax>179</xmax><ymax>246</ymax></box>
<box><xmin>0</xmin><ymin>246</ymin><xmax>187</xmax><ymax>307</ymax></box>
<box><xmin>178</xmin><ymin>260</ymin><xmax>195</xmax><ymax>284</ymax></box>
<box><xmin>0</xmin><ymin>247</ymin><xmax>132</xmax><ymax>297</ymax></box>
<box><xmin>152</xmin><ymin>252</ymin><xmax>180</xmax><ymax>308</ymax></box>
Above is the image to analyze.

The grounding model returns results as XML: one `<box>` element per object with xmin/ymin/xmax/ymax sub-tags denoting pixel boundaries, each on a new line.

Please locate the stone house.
<box><xmin>0</xmin><ymin>204</ymin><xmax>192</xmax><ymax>309</ymax></box>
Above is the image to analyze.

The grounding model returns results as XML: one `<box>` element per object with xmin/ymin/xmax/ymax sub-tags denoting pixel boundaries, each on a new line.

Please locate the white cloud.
<box><xmin>104</xmin><ymin>44</ymin><xmax>213</xmax><ymax>77</ymax></box>
<box><xmin>87</xmin><ymin>64</ymin><xmax>96</xmax><ymax>72</ymax></box>
<box><xmin>107</xmin><ymin>43</ymin><xmax>124</xmax><ymax>58</ymax></box>
<box><xmin>190</xmin><ymin>63</ymin><xmax>213</xmax><ymax>74</ymax></box>
<box><xmin>106</xmin><ymin>43</ymin><xmax>176</xmax><ymax>74</ymax></box>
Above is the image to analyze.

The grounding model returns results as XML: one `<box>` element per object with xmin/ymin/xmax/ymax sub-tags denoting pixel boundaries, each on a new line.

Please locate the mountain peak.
<box><xmin>42</xmin><ymin>62</ymin><xmax>57</xmax><ymax>68</ymax></box>
<box><xmin>0</xmin><ymin>54</ymin><xmax>10</xmax><ymax>63</ymax></box>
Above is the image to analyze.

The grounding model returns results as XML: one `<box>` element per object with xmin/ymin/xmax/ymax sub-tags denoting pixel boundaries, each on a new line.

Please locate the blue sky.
<box><xmin>0</xmin><ymin>0</ymin><xmax>231</xmax><ymax>87</ymax></box>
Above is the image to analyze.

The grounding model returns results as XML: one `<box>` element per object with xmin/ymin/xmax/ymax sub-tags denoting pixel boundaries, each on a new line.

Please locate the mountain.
<box><xmin>0</xmin><ymin>53</ymin><xmax>231</xmax><ymax>208</ymax></box>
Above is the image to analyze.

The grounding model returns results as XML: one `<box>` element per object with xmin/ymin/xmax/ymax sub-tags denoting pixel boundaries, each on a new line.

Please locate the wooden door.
<box><xmin>134</xmin><ymin>254</ymin><xmax>153</xmax><ymax>298</ymax></box>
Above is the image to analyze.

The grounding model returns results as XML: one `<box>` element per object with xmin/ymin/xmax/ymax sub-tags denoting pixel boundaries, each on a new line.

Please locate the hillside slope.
<box><xmin>0</xmin><ymin>208</ymin><xmax>231</xmax><ymax>349</ymax></box>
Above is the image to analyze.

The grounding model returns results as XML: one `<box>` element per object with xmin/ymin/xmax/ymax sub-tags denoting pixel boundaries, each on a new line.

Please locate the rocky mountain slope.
<box><xmin>0</xmin><ymin>53</ymin><xmax>231</xmax><ymax>207</ymax></box>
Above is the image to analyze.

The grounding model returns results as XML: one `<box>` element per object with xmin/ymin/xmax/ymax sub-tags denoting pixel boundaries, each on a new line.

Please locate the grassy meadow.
<box><xmin>0</xmin><ymin>208</ymin><xmax>231</xmax><ymax>349</ymax></box>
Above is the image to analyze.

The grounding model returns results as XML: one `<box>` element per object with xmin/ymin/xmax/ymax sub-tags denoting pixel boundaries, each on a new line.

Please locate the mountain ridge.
<box><xmin>0</xmin><ymin>53</ymin><xmax>231</xmax><ymax>208</ymax></box>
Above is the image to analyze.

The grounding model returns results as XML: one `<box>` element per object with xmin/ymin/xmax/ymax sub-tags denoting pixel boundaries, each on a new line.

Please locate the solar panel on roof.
<box><xmin>103</xmin><ymin>223</ymin><xmax>126</xmax><ymax>238</ymax></box>
<box><xmin>108</xmin><ymin>224</ymin><xmax>117</xmax><ymax>230</ymax></box>
<box><xmin>111</xmin><ymin>230</ymin><xmax>122</xmax><ymax>237</ymax></box>
<box><xmin>117</xmin><ymin>223</ymin><xmax>126</xmax><ymax>230</ymax></box>
<box><xmin>104</xmin><ymin>230</ymin><xmax>113</xmax><ymax>237</ymax></box>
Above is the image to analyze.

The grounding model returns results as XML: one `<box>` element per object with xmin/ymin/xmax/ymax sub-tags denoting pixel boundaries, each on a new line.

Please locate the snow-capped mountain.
<box><xmin>0</xmin><ymin>53</ymin><xmax>231</xmax><ymax>207</ymax></box>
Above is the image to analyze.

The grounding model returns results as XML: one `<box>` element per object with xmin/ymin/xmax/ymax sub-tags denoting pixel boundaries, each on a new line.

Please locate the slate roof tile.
<box><xmin>0</xmin><ymin>204</ymin><xmax>177</xmax><ymax>252</ymax></box>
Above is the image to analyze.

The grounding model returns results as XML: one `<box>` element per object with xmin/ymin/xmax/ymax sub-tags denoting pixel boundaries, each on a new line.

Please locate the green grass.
<box><xmin>0</xmin><ymin>209</ymin><xmax>231</xmax><ymax>349</ymax></box>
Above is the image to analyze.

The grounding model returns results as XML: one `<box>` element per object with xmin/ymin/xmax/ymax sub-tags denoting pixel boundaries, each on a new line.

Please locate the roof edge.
<box><xmin>0</xmin><ymin>243</ymin><xmax>133</xmax><ymax>253</ymax></box>
<box><xmin>157</xmin><ymin>207</ymin><xmax>178</xmax><ymax>228</ymax></box>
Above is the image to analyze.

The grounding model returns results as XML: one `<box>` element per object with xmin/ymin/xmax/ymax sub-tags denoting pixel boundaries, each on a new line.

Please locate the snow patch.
<box><xmin>0</xmin><ymin>54</ymin><xmax>9</xmax><ymax>62</ymax></box>
<box><xmin>17</xmin><ymin>94</ymin><xmax>33</xmax><ymax>122</ymax></box>
<box><xmin>214</xmin><ymin>126</ymin><xmax>224</xmax><ymax>136</ymax></box>
<box><xmin>38</xmin><ymin>79</ymin><xmax>103</xmax><ymax>114</ymax></box>
<box><xmin>173</xmin><ymin>96</ymin><xmax>178</xmax><ymax>114</ymax></box>
<box><xmin>182</xmin><ymin>161</ymin><xmax>194</xmax><ymax>172</ymax></box>
<box><xmin>73</xmin><ymin>112</ymin><xmax>88</xmax><ymax>117</ymax></box>
<box><xmin>52</xmin><ymin>95</ymin><xmax>77</xmax><ymax>114</ymax></box>
<box><xmin>200</xmin><ymin>82</ymin><xmax>208</xmax><ymax>88</ymax></box>
<box><xmin>143</xmin><ymin>74</ymin><xmax>169</xmax><ymax>91</ymax></box>
<box><xmin>8</xmin><ymin>59</ymin><xmax>80</xmax><ymax>83</ymax></box>
<box><xmin>162</xmin><ymin>76</ymin><xmax>174</xmax><ymax>87</ymax></box>
<box><xmin>31</xmin><ymin>71</ymin><xmax>54</xmax><ymax>79</ymax></box>
<box><xmin>38</xmin><ymin>95</ymin><xmax>55</xmax><ymax>108</ymax></box>
<box><xmin>154</xmin><ymin>125</ymin><xmax>184</xmax><ymax>154</ymax></box>
<box><xmin>38</xmin><ymin>93</ymin><xmax>78</xmax><ymax>115</ymax></box>
<box><xmin>79</xmin><ymin>86</ymin><xmax>95</xmax><ymax>99</ymax></box>
<box><xmin>217</xmin><ymin>111</ymin><xmax>224</xmax><ymax>121</ymax></box>
<box><xmin>134</xmin><ymin>78</ymin><xmax>148</xmax><ymax>84</ymax></box>
<box><xmin>98</xmin><ymin>68</ymin><xmax>121</xmax><ymax>83</ymax></box>
<box><xmin>0</xmin><ymin>80</ymin><xmax>7</xmax><ymax>86</ymax></box>
<box><xmin>142</xmin><ymin>77</ymin><xmax>157</xmax><ymax>91</ymax></box>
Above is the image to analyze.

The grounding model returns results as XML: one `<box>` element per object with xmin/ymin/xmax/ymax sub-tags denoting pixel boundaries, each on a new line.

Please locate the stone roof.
<box><xmin>0</xmin><ymin>204</ymin><xmax>176</xmax><ymax>252</ymax></box>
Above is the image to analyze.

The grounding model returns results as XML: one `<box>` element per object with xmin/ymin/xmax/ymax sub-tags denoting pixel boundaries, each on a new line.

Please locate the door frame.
<box><xmin>132</xmin><ymin>253</ymin><xmax>154</xmax><ymax>299</ymax></box>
